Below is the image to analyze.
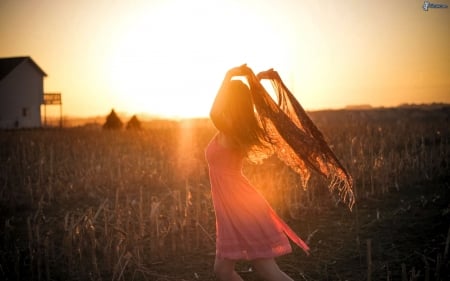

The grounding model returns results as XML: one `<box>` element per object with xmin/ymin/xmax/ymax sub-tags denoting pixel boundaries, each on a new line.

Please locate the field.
<box><xmin>0</xmin><ymin>105</ymin><xmax>449</xmax><ymax>281</ymax></box>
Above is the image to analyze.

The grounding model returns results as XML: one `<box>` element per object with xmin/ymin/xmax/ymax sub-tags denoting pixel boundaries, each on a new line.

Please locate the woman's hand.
<box><xmin>225</xmin><ymin>64</ymin><xmax>254</xmax><ymax>79</ymax></box>
<box><xmin>256</xmin><ymin>68</ymin><xmax>279</xmax><ymax>80</ymax></box>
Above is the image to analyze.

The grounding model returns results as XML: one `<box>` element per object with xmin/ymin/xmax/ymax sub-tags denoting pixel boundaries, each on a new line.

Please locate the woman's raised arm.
<box><xmin>209</xmin><ymin>64</ymin><xmax>253</xmax><ymax>132</ymax></box>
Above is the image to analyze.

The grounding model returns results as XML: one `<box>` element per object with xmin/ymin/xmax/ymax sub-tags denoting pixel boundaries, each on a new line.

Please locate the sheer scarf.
<box><xmin>247</xmin><ymin>69</ymin><xmax>355</xmax><ymax>210</ymax></box>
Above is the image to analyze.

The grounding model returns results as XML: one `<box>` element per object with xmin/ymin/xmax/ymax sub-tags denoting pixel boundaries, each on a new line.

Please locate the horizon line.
<box><xmin>42</xmin><ymin>102</ymin><xmax>450</xmax><ymax>121</ymax></box>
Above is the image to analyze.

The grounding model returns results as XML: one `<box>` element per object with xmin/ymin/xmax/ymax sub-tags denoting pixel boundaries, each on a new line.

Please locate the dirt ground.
<box><xmin>3</xmin><ymin>173</ymin><xmax>447</xmax><ymax>281</ymax></box>
<box><xmin>146</xmin><ymin>176</ymin><xmax>449</xmax><ymax>281</ymax></box>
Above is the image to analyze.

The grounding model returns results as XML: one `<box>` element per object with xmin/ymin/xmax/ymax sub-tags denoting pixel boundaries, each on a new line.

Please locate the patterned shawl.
<box><xmin>247</xmin><ymin>68</ymin><xmax>355</xmax><ymax>210</ymax></box>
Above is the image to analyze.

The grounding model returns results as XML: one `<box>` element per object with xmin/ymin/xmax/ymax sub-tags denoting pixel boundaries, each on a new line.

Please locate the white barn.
<box><xmin>0</xmin><ymin>56</ymin><xmax>47</xmax><ymax>129</ymax></box>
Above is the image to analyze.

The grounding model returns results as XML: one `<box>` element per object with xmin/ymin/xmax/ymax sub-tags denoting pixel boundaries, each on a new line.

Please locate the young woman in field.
<box><xmin>205</xmin><ymin>64</ymin><xmax>354</xmax><ymax>281</ymax></box>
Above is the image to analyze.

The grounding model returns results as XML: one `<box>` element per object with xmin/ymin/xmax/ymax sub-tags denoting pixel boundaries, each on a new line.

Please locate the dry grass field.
<box><xmin>1</xmin><ymin>105</ymin><xmax>449</xmax><ymax>281</ymax></box>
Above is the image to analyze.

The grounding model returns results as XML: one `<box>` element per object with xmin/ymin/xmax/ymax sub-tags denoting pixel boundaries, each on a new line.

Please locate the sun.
<box><xmin>107</xmin><ymin>0</ymin><xmax>290</xmax><ymax>119</ymax></box>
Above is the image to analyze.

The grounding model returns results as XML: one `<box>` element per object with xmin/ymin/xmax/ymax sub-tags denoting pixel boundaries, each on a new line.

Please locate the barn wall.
<box><xmin>0</xmin><ymin>60</ymin><xmax>43</xmax><ymax>129</ymax></box>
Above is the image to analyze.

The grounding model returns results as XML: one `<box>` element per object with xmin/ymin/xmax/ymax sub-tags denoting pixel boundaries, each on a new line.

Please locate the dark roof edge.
<box><xmin>24</xmin><ymin>56</ymin><xmax>48</xmax><ymax>77</ymax></box>
<box><xmin>1</xmin><ymin>56</ymin><xmax>47</xmax><ymax>78</ymax></box>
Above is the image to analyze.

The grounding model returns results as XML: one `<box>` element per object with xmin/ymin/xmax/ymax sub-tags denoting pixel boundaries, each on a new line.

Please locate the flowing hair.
<box><xmin>220</xmin><ymin>79</ymin><xmax>273</xmax><ymax>160</ymax></box>
<box><xmin>245</xmin><ymin>69</ymin><xmax>355</xmax><ymax>210</ymax></box>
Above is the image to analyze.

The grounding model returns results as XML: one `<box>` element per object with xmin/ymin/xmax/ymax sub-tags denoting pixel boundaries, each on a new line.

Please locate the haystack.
<box><xmin>103</xmin><ymin>109</ymin><xmax>123</xmax><ymax>130</ymax></box>
<box><xmin>126</xmin><ymin>115</ymin><xmax>142</xmax><ymax>130</ymax></box>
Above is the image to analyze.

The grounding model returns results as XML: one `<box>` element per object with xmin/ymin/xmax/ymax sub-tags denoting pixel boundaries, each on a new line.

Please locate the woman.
<box><xmin>205</xmin><ymin>65</ymin><xmax>309</xmax><ymax>281</ymax></box>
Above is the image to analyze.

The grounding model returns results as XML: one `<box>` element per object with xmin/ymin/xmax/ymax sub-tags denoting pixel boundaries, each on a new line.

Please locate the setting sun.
<box><xmin>107</xmin><ymin>0</ymin><xmax>290</xmax><ymax>118</ymax></box>
<box><xmin>1</xmin><ymin>0</ymin><xmax>448</xmax><ymax>118</ymax></box>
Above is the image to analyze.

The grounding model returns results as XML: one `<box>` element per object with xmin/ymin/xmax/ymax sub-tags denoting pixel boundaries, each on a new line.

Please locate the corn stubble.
<box><xmin>0</xmin><ymin>108</ymin><xmax>449</xmax><ymax>280</ymax></box>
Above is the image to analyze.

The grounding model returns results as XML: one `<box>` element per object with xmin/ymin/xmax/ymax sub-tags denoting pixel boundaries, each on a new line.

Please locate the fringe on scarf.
<box><xmin>247</xmin><ymin>68</ymin><xmax>355</xmax><ymax>210</ymax></box>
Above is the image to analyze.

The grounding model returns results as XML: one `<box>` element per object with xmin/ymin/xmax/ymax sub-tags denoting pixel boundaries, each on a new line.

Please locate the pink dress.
<box><xmin>205</xmin><ymin>134</ymin><xmax>310</xmax><ymax>260</ymax></box>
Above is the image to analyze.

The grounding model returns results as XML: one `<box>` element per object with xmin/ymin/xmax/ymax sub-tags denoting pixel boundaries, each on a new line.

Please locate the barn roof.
<box><xmin>0</xmin><ymin>56</ymin><xmax>47</xmax><ymax>81</ymax></box>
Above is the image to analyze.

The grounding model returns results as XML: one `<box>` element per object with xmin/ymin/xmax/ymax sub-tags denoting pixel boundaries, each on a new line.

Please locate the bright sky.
<box><xmin>1</xmin><ymin>0</ymin><xmax>449</xmax><ymax>118</ymax></box>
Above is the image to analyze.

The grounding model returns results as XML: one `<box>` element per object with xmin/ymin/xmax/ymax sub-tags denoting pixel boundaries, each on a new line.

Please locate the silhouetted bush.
<box><xmin>103</xmin><ymin>109</ymin><xmax>123</xmax><ymax>130</ymax></box>
<box><xmin>126</xmin><ymin>115</ymin><xmax>141</xmax><ymax>130</ymax></box>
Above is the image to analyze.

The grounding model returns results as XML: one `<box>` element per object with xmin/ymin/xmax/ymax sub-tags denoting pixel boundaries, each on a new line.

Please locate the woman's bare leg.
<box><xmin>251</xmin><ymin>258</ymin><xmax>294</xmax><ymax>281</ymax></box>
<box><xmin>214</xmin><ymin>257</ymin><xmax>244</xmax><ymax>281</ymax></box>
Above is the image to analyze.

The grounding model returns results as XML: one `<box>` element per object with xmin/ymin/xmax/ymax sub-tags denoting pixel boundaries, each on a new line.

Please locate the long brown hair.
<box><xmin>221</xmin><ymin>79</ymin><xmax>272</xmax><ymax>160</ymax></box>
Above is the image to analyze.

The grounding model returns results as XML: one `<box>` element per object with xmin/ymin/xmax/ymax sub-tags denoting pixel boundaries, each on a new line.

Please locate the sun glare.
<box><xmin>108</xmin><ymin>0</ymin><xmax>290</xmax><ymax>119</ymax></box>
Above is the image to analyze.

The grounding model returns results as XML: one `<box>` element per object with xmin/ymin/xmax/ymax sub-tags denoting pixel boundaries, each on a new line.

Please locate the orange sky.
<box><xmin>1</xmin><ymin>0</ymin><xmax>449</xmax><ymax>118</ymax></box>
